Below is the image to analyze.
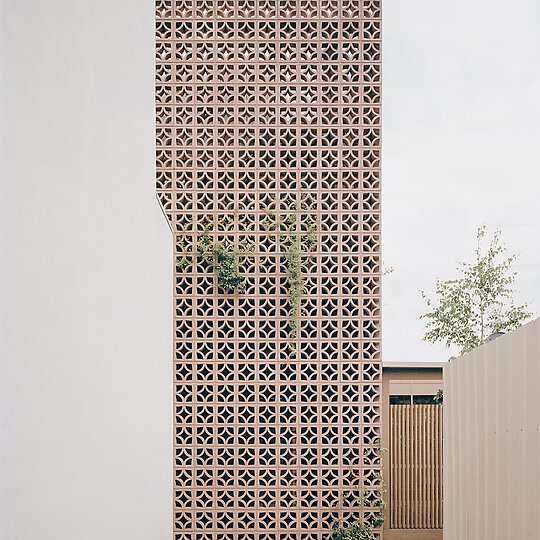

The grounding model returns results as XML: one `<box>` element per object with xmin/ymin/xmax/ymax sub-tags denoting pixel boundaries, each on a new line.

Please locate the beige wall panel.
<box><xmin>443</xmin><ymin>318</ymin><xmax>540</xmax><ymax>540</ymax></box>
<box><xmin>388</xmin><ymin>381</ymin><xmax>442</xmax><ymax>396</ymax></box>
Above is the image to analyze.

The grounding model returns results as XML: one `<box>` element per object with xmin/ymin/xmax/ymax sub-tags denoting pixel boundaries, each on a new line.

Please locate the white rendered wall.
<box><xmin>444</xmin><ymin>318</ymin><xmax>540</xmax><ymax>540</ymax></box>
<box><xmin>0</xmin><ymin>1</ymin><xmax>172</xmax><ymax>539</ymax></box>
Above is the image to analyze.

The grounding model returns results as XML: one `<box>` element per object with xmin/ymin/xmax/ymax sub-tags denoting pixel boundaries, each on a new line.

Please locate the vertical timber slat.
<box><xmin>390</xmin><ymin>403</ymin><xmax>443</xmax><ymax>530</ymax></box>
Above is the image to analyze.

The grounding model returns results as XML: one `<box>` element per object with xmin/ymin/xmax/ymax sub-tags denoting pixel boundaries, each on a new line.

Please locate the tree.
<box><xmin>421</xmin><ymin>226</ymin><xmax>532</xmax><ymax>355</ymax></box>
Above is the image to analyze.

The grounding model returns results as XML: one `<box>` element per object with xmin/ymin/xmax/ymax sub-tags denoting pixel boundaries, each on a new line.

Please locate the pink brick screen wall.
<box><xmin>156</xmin><ymin>1</ymin><xmax>382</xmax><ymax>537</ymax></box>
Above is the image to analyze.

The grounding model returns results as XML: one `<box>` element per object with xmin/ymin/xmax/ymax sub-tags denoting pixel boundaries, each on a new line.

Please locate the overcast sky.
<box><xmin>382</xmin><ymin>0</ymin><xmax>540</xmax><ymax>362</ymax></box>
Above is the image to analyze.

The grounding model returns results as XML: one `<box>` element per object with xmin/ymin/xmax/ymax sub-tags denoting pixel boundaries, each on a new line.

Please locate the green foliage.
<box><xmin>175</xmin><ymin>231</ymin><xmax>192</xmax><ymax>272</ymax></box>
<box><xmin>261</xmin><ymin>194</ymin><xmax>317</xmax><ymax>359</ymax></box>
<box><xmin>197</xmin><ymin>232</ymin><xmax>246</xmax><ymax>293</ymax></box>
<box><xmin>175</xmin><ymin>219</ymin><xmax>246</xmax><ymax>294</ymax></box>
<box><xmin>174</xmin><ymin>197</ymin><xmax>317</xmax><ymax>323</ymax></box>
<box><xmin>433</xmin><ymin>389</ymin><xmax>443</xmax><ymax>403</ymax></box>
<box><xmin>176</xmin><ymin>256</ymin><xmax>190</xmax><ymax>272</ymax></box>
<box><xmin>421</xmin><ymin>226</ymin><xmax>532</xmax><ymax>355</ymax></box>
<box><xmin>285</xmin><ymin>240</ymin><xmax>305</xmax><ymax>359</ymax></box>
<box><xmin>327</xmin><ymin>440</ymin><xmax>387</xmax><ymax>540</ymax></box>
<box><xmin>327</xmin><ymin>520</ymin><xmax>375</xmax><ymax>540</ymax></box>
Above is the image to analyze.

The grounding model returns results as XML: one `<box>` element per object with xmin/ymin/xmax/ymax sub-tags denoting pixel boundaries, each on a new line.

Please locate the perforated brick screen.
<box><xmin>156</xmin><ymin>1</ymin><xmax>382</xmax><ymax>538</ymax></box>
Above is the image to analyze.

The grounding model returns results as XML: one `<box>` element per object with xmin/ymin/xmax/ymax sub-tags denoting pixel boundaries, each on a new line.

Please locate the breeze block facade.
<box><xmin>156</xmin><ymin>1</ymin><xmax>382</xmax><ymax>537</ymax></box>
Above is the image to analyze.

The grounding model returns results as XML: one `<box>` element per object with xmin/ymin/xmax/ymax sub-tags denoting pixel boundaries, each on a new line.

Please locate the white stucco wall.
<box><xmin>0</xmin><ymin>1</ymin><xmax>172</xmax><ymax>538</ymax></box>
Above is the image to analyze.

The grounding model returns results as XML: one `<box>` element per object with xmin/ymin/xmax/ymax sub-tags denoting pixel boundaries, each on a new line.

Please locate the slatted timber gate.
<box><xmin>389</xmin><ymin>404</ymin><xmax>442</xmax><ymax>529</ymax></box>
